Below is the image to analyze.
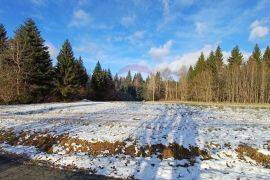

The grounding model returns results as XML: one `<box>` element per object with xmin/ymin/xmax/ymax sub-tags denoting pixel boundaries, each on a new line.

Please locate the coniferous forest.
<box><xmin>1</xmin><ymin>19</ymin><xmax>270</xmax><ymax>104</ymax></box>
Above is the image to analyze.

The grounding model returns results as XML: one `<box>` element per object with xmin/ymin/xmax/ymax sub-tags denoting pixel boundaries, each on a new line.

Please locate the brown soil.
<box><xmin>0</xmin><ymin>129</ymin><xmax>211</xmax><ymax>161</ymax></box>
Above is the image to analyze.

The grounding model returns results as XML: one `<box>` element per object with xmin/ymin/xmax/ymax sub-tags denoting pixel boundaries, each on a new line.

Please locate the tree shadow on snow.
<box><xmin>133</xmin><ymin>103</ymin><xmax>201</xmax><ymax>180</ymax></box>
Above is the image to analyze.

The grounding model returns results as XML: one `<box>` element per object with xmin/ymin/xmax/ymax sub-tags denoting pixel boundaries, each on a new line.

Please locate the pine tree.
<box><xmin>228</xmin><ymin>46</ymin><xmax>243</xmax><ymax>66</ymax></box>
<box><xmin>194</xmin><ymin>52</ymin><xmax>206</xmax><ymax>74</ymax></box>
<box><xmin>18</xmin><ymin>19</ymin><xmax>54</xmax><ymax>102</ymax></box>
<box><xmin>214</xmin><ymin>46</ymin><xmax>224</xmax><ymax>101</ymax></box>
<box><xmin>126</xmin><ymin>70</ymin><xmax>132</xmax><ymax>87</ymax></box>
<box><xmin>0</xmin><ymin>24</ymin><xmax>8</xmax><ymax>54</ymax></box>
<box><xmin>206</xmin><ymin>51</ymin><xmax>215</xmax><ymax>74</ymax></box>
<box><xmin>251</xmin><ymin>44</ymin><xmax>262</xmax><ymax>63</ymax></box>
<box><xmin>55</xmin><ymin>40</ymin><xmax>79</xmax><ymax>99</ymax></box>
<box><xmin>263</xmin><ymin>46</ymin><xmax>270</xmax><ymax>65</ymax></box>
<box><xmin>75</xmin><ymin>57</ymin><xmax>89</xmax><ymax>87</ymax></box>
<box><xmin>215</xmin><ymin>46</ymin><xmax>224</xmax><ymax>67</ymax></box>
<box><xmin>0</xmin><ymin>24</ymin><xmax>8</xmax><ymax>68</ymax></box>
<box><xmin>91</xmin><ymin>61</ymin><xmax>107</xmax><ymax>100</ymax></box>
<box><xmin>114</xmin><ymin>73</ymin><xmax>120</xmax><ymax>91</ymax></box>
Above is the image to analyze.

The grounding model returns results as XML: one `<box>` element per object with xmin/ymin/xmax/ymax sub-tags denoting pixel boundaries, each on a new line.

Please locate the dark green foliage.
<box><xmin>251</xmin><ymin>44</ymin><xmax>262</xmax><ymax>63</ymax></box>
<box><xmin>263</xmin><ymin>46</ymin><xmax>270</xmax><ymax>65</ymax></box>
<box><xmin>75</xmin><ymin>57</ymin><xmax>89</xmax><ymax>87</ymax></box>
<box><xmin>0</xmin><ymin>24</ymin><xmax>8</xmax><ymax>68</ymax></box>
<box><xmin>194</xmin><ymin>53</ymin><xmax>206</xmax><ymax>74</ymax></box>
<box><xmin>91</xmin><ymin>61</ymin><xmax>115</xmax><ymax>100</ymax></box>
<box><xmin>12</xmin><ymin>19</ymin><xmax>54</xmax><ymax>103</ymax></box>
<box><xmin>228</xmin><ymin>46</ymin><xmax>243</xmax><ymax>66</ymax></box>
<box><xmin>55</xmin><ymin>40</ymin><xmax>86</xmax><ymax>100</ymax></box>
<box><xmin>206</xmin><ymin>51</ymin><xmax>215</xmax><ymax>73</ymax></box>
<box><xmin>215</xmin><ymin>46</ymin><xmax>224</xmax><ymax>65</ymax></box>
<box><xmin>0</xmin><ymin>24</ymin><xmax>8</xmax><ymax>53</ymax></box>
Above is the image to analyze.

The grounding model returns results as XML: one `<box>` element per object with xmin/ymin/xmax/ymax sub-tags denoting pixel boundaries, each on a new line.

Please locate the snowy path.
<box><xmin>0</xmin><ymin>102</ymin><xmax>270</xmax><ymax>179</ymax></box>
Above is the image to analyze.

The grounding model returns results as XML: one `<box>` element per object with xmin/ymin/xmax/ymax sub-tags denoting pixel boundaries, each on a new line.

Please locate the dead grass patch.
<box><xmin>236</xmin><ymin>144</ymin><xmax>270</xmax><ymax>167</ymax></box>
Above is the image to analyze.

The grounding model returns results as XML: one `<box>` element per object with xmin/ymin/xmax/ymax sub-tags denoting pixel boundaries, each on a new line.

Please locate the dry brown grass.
<box><xmin>146</xmin><ymin>100</ymin><xmax>270</xmax><ymax>108</ymax></box>
<box><xmin>236</xmin><ymin>144</ymin><xmax>270</xmax><ymax>167</ymax></box>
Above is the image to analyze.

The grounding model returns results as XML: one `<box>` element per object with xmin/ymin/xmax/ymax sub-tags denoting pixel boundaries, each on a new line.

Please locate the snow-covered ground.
<box><xmin>0</xmin><ymin>102</ymin><xmax>270</xmax><ymax>179</ymax></box>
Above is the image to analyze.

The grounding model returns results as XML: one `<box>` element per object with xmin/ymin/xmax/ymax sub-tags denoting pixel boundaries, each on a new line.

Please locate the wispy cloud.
<box><xmin>69</xmin><ymin>9</ymin><xmax>91</xmax><ymax>27</ymax></box>
<box><xmin>249</xmin><ymin>20</ymin><xmax>268</xmax><ymax>41</ymax></box>
<box><xmin>45</xmin><ymin>41</ymin><xmax>58</xmax><ymax>63</ymax></box>
<box><xmin>176</xmin><ymin>0</ymin><xmax>194</xmax><ymax>6</ymax></box>
<box><xmin>155</xmin><ymin>43</ymin><xmax>252</xmax><ymax>76</ymax></box>
<box><xmin>108</xmin><ymin>31</ymin><xmax>145</xmax><ymax>44</ymax></box>
<box><xmin>149</xmin><ymin>40</ymin><xmax>173</xmax><ymax>61</ymax></box>
<box><xmin>30</xmin><ymin>0</ymin><xmax>45</xmax><ymax>5</ymax></box>
<box><xmin>118</xmin><ymin>63</ymin><xmax>152</xmax><ymax>74</ymax></box>
<box><xmin>195</xmin><ymin>21</ymin><xmax>206</xmax><ymax>35</ymax></box>
<box><xmin>120</xmin><ymin>15</ymin><xmax>136</xmax><ymax>27</ymax></box>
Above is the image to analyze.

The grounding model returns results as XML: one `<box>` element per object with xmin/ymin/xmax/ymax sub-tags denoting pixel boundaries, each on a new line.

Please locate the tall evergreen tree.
<box><xmin>55</xmin><ymin>40</ymin><xmax>79</xmax><ymax>99</ymax></box>
<box><xmin>74</xmin><ymin>57</ymin><xmax>89</xmax><ymax>87</ymax></box>
<box><xmin>0</xmin><ymin>24</ymin><xmax>8</xmax><ymax>68</ymax></box>
<box><xmin>4</xmin><ymin>19</ymin><xmax>54</xmax><ymax>103</ymax></box>
<box><xmin>19</xmin><ymin>19</ymin><xmax>54</xmax><ymax>102</ymax></box>
<box><xmin>250</xmin><ymin>44</ymin><xmax>262</xmax><ymax>63</ymax></box>
<box><xmin>228</xmin><ymin>46</ymin><xmax>243</xmax><ymax>66</ymax></box>
<box><xmin>91</xmin><ymin>61</ymin><xmax>107</xmax><ymax>100</ymax></box>
<box><xmin>206</xmin><ymin>51</ymin><xmax>215</xmax><ymax>73</ymax></box>
<box><xmin>194</xmin><ymin>52</ymin><xmax>206</xmax><ymax>74</ymax></box>
<box><xmin>0</xmin><ymin>24</ymin><xmax>8</xmax><ymax>54</ymax></box>
<box><xmin>263</xmin><ymin>46</ymin><xmax>270</xmax><ymax>65</ymax></box>
<box><xmin>126</xmin><ymin>70</ymin><xmax>132</xmax><ymax>86</ymax></box>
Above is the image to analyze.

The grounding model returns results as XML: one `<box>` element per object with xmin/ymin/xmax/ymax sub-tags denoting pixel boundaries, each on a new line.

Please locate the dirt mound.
<box><xmin>0</xmin><ymin>129</ymin><xmax>210</xmax><ymax>160</ymax></box>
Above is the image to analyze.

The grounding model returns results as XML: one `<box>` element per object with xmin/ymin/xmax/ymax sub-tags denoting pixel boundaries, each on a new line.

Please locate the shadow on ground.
<box><xmin>0</xmin><ymin>155</ymin><xmax>119</xmax><ymax>180</ymax></box>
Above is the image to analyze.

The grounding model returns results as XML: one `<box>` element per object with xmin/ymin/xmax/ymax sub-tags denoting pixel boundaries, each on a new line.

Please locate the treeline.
<box><xmin>0</xmin><ymin>19</ymin><xmax>89</xmax><ymax>104</ymax></box>
<box><xmin>0</xmin><ymin>19</ymin><xmax>148</xmax><ymax>103</ymax></box>
<box><xmin>1</xmin><ymin>19</ymin><xmax>270</xmax><ymax>104</ymax></box>
<box><xmin>148</xmin><ymin>45</ymin><xmax>270</xmax><ymax>103</ymax></box>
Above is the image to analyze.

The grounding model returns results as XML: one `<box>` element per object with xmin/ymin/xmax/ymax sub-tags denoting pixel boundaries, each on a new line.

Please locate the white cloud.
<box><xmin>161</xmin><ymin>0</ymin><xmax>170</xmax><ymax>17</ymax></box>
<box><xmin>176</xmin><ymin>0</ymin><xmax>194</xmax><ymax>6</ymax></box>
<box><xmin>155</xmin><ymin>44</ymin><xmax>215</xmax><ymax>75</ymax></box>
<box><xmin>155</xmin><ymin>44</ymin><xmax>252</xmax><ymax>77</ymax></box>
<box><xmin>69</xmin><ymin>9</ymin><xmax>91</xmax><ymax>27</ymax></box>
<box><xmin>149</xmin><ymin>40</ymin><xmax>173</xmax><ymax>61</ymax></box>
<box><xmin>127</xmin><ymin>31</ymin><xmax>145</xmax><ymax>42</ymax></box>
<box><xmin>121</xmin><ymin>15</ymin><xmax>136</xmax><ymax>27</ymax></box>
<box><xmin>249</xmin><ymin>20</ymin><xmax>268</xmax><ymax>41</ymax></box>
<box><xmin>118</xmin><ymin>63</ymin><xmax>152</xmax><ymax>74</ymax></box>
<box><xmin>195</xmin><ymin>21</ymin><xmax>206</xmax><ymax>35</ymax></box>
<box><xmin>109</xmin><ymin>31</ymin><xmax>145</xmax><ymax>44</ymax></box>
<box><xmin>45</xmin><ymin>41</ymin><xmax>58</xmax><ymax>61</ymax></box>
<box><xmin>30</xmin><ymin>0</ymin><xmax>44</xmax><ymax>5</ymax></box>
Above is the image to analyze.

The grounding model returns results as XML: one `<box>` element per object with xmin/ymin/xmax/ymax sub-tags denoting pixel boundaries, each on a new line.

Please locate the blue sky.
<box><xmin>0</xmin><ymin>0</ymin><xmax>270</xmax><ymax>76</ymax></box>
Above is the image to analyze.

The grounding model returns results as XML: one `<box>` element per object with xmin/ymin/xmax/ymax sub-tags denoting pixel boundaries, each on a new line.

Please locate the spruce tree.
<box><xmin>0</xmin><ymin>24</ymin><xmax>8</xmax><ymax>68</ymax></box>
<box><xmin>194</xmin><ymin>52</ymin><xmax>206</xmax><ymax>75</ymax></box>
<box><xmin>75</xmin><ymin>57</ymin><xmax>89</xmax><ymax>87</ymax></box>
<box><xmin>5</xmin><ymin>19</ymin><xmax>54</xmax><ymax>103</ymax></box>
<box><xmin>263</xmin><ymin>46</ymin><xmax>270</xmax><ymax>66</ymax></box>
<box><xmin>206</xmin><ymin>51</ymin><xmax>215</xmax><ymax>74</ymax></box>
<box><xmin>55</xmin><ymin>40</ymin><xmax>79</xmax><ymax>99</ymax></box>
<box><xmin>228</xmin><ymin>46</ymin><xmax>243</xmax><ymax>66</ymax></box>
<box><xmin>251</xmin><ymin>44</ymin><xmax>262</xmax><ymax>63</ymax></box>
<box><xmin>91</xmin><ymin>61</ymin><xmax>107</xmax><ymax>100</ymax></box>
<box><xmin>0</xmin><ymin>24</ymin><xmax>8</xmax><ymax>54</ymax></box>
<box><xmin>19</xmin><ymin>19</ymin><xmax>54</xmax><ymax>102</ymax></box>
<box><xmin>126</xmin><ymin>70</ymin><xmax>132</xmax><ymax>86</ymax></box>
<box><xmin>214</xmin><ymin>46</ymin><xmax>224</xmax><ymax>68</ymax></box>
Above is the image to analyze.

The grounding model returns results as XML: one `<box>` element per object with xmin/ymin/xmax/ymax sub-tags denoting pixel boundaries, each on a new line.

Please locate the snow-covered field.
<box><xmin>0</xmin><ymin>101</ymin><xmax>270</xmax><ymax>179</ymax></box>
